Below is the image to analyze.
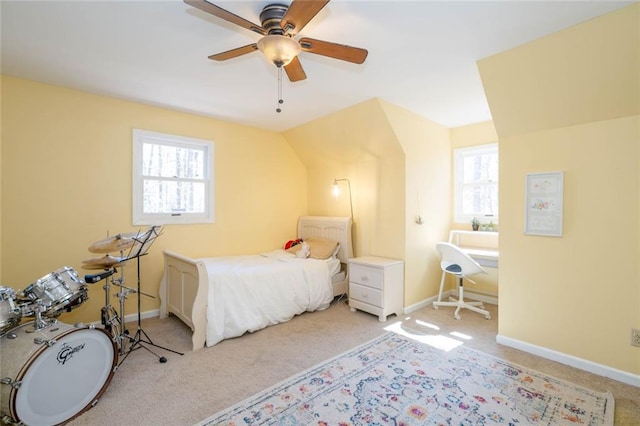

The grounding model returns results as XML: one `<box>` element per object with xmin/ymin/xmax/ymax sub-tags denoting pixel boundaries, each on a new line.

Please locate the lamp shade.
<box><xmin>332</xmin><ymin>178</ymin><xmax>354</xmax><ymax>218</ymax></box>
<box><xmin>332</xmin><ymin>180</ymin><xmax>341</xmax><ymax>198</ymax></box>
<box><xmin>257</xmin><ymin>35</ymin><xmax>301</xmax><ymax>67</ymax></box>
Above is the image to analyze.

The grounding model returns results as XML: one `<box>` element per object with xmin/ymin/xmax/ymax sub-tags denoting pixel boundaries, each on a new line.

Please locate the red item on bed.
<box><xmin>284</xmin><ymin>239</ymin><xmax>303</xmax><ymax>250</ymax></box>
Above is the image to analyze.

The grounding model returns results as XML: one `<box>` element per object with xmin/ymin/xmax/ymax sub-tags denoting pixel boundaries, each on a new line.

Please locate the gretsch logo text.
<box><xmin>57</xmin><ymin>342</ymin><xmax>85</xmax><ymax>365</ymax></box>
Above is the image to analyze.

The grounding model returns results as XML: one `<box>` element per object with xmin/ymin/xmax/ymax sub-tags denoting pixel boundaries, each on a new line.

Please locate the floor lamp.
<box><xmin>333</xmin><ymin>178</ymin><xmax>354</xmax><ymax>302</ymax></box>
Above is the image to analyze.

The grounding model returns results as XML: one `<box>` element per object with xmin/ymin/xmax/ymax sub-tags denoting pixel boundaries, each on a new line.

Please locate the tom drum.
<box><xmin>23</xmin><ymin>267</ymin><xmax>88</xmax><ymax>317</ymax></box>
<box><xmin>0</xmin><ymin>321</ymin><xmax>117</xmax><ymax>425</ymax></box>
<box><xmin>0</xmin><ymin>287</ymin><xmax>20</xmax><ymax>334</ymax></box>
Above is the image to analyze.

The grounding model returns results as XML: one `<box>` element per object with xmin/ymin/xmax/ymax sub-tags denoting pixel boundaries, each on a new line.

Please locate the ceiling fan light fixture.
<box><xmin>257</xmin><ymin>35</ymin><xmax>301</xmax><ymax>67</ymax></box>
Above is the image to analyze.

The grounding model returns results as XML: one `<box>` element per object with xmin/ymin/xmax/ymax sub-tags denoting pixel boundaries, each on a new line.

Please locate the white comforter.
<box><xmin>203</xmin><ymin>249</ymin><xmax>333</xmax><ymax>347</ymax></box>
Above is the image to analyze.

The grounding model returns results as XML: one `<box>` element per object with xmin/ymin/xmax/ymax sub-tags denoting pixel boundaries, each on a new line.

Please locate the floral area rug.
<box><xmin>197</xmin><ymin>333</ymin><xmax>614</xmax><ymax>425</ymax></box>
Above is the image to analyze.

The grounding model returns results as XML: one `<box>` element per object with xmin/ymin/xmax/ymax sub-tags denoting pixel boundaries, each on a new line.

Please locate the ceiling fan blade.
<box><xmin>184</xmin><ymin>0</ymin><xmax>266</xmax><ymax>35</ymax></box>
<box><xmin>299</xmin><ymin>37</ymin><xmax>368</xmax><ymax>64</ymax></box>
<box><xmin>280</xmin><ymin>0</ymin><xmax>330</xmax><ymax>35</ymax></box>
<box><xmin>208</xmin><ymin>44</ymin><xmax>258</xmax><ymax>61</ymax></box>
<box><xmin>284</xmin><ymin>57</ymin><xmax>307</xmax><ymax>82</ymax></box>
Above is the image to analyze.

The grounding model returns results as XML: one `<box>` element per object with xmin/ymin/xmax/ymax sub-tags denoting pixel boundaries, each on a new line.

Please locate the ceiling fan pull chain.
<box><xmin>276</xmin><ymin>66</ymin><xmax>284</xmax><ymax>113</ymax></box>
<box><xmin>276</xmin><ymin>66</ymin><xmax>281</xmax><ymax>113</ymax></box>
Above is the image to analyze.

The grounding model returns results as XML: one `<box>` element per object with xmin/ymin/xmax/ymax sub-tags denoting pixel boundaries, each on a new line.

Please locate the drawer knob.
<box><xmin>361</xmin><ymin>276</ymin><xmax>368</xmax><ymax>281</ymax></box>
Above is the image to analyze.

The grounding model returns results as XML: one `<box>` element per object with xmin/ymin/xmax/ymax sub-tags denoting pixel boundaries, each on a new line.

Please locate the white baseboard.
<box><xmin>404</xmin><ymin>290</ymin><xmax>498</xmax><ymax>315</ymax></box>
<box><xmin>404</xmin><ymin>292</ymin><xmax>449</xmax><ymax>314</ymax></box>
<box><xmin>497</xmin><ymin>334</ymin><xmax>640</xmax><ymax>388</ymax></box>
<box><xmin>89</xmin><ymin>309</ymin><xmax>160</xmax><ymax>327</ymax></box>
<box><xmin>461</xmin><ymin>290</ymin><xmax>498</xmax><ymax>306</ymax></box>
<box><xmin>123</xmin><ymin>309</ymin><xmax>160</xmax><ymax>324</ymax></box>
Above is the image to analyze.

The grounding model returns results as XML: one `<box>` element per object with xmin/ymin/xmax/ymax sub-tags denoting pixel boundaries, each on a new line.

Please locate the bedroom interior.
<box><xmin>0</xmin><ymin>0</ymin><xmax>638</xmax><ymax>424</ymax></box>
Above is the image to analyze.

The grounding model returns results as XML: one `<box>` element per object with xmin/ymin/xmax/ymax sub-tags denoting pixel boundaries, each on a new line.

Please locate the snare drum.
<box><xmin>0</xmin><ymin>321</ymin><xmax>117</xmax><ymax>425</ymax></box>
<box><xmin>0</xmin><ymin>287</ymin><xmax>20</xmax><ymax>334</ymax></box>
<box><xmin>23</xmin><ymin>267</ymin><xmax>88</xmax><ymax>316</ymax></box>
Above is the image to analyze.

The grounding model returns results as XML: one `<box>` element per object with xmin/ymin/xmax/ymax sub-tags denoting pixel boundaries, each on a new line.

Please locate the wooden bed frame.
<box><xmin>159</xmin><ymin>216</ymin><xmax>353</xmax><ymax>351</ymax></box>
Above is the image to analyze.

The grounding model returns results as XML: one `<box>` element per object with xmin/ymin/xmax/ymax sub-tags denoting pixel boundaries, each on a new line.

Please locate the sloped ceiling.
<box><xmin>478</xmin><ymin>4</ymin><xmax>639</xmax><ymax>138</ymax></box>
<box><xmin>1</xmin><ymin>1</ymin><xmax>633</xmax><ymax>132</ymax></box>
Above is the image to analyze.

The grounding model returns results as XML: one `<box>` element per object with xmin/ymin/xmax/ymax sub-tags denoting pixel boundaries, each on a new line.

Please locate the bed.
<box><xmin>159</xmin><ymin>216</ymin><xmax>353</xmax><ymax>351</ymax></box>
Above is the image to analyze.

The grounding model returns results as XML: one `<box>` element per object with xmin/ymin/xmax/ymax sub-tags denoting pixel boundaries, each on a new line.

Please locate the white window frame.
<box><xmin>453</xmin><ymin>143</ymin><xmax>498</xmax><ymax>224</ymax></box>
<box><xmin>132</xmin><ymin>129</ymin><xmax>214</xmax><ymax>225</ymax></box>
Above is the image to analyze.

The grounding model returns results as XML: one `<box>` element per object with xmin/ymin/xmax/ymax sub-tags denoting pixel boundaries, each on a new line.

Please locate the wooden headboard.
<box><xmin>297</xmin><ymin>216</ymin><xmax>353</xmax><ymax>264</ymax></box>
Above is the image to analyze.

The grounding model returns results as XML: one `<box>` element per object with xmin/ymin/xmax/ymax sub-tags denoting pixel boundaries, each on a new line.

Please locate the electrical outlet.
<box><xmin>632</xmin><ymin>329</ymin><xmax>640</xmax><ymax>347</ymax></box>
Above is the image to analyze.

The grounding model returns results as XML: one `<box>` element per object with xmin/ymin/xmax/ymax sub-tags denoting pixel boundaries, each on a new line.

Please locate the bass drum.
<box><xmin>0</xmin><ymin>322</ymin><xmax>117</xmax><ymax>425</ymax></box>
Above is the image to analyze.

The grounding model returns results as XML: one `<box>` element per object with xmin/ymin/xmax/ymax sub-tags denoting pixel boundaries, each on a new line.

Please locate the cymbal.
<box><xmin>82</xmin><ymin>255</ymin><xmax>125</xmax><ymax>267</ymax></box>
<box><xmin>88</xmin><ymin>233</ymin><xmax>137</xmax><ymax>253</ymax></box>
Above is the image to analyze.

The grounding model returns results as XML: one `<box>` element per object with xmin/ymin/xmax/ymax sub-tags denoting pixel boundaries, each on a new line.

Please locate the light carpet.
<box><xmin>197</xmin><ymin>332</ymin><xmax>614</xmax><ymax>426</ymax></box>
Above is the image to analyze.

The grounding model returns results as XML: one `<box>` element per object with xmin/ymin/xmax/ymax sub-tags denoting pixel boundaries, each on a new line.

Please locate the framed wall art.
<box><xmin>524</xmin><ymin>171</ymin><xmax>564</xmax><ymax>237</ymax></box>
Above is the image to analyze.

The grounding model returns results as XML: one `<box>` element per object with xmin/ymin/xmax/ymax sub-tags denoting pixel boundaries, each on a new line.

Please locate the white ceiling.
<box><xmin>1</xmin><ymin>1</ymin><xmax>632</xmax><ymax>132</ymax></box>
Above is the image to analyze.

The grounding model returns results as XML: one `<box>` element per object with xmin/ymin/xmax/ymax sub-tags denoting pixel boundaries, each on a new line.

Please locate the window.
<box><xmin>454</xmin><ymin>143</ymin><xmax>498</xmax><ymax>224</ymax></box>
<box><xmin>132</xmin><ymin>129</ymin><xmax>214</xmax><ymax>225</ymax></box>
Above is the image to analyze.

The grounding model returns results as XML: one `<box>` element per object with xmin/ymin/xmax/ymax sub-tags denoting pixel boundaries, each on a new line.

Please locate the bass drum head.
<box><xmin>9</xmin><ymin>325</ymin><xmax>116</xmax><ymax>425</ymax></box>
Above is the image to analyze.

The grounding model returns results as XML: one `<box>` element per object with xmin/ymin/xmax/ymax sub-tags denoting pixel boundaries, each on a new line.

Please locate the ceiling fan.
<box><xmin>184</xmin><ymin>0</ymin><xmax>368</xmax><ymax>82</ymax></box>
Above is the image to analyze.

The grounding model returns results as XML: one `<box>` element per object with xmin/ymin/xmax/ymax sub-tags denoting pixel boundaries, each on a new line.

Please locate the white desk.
<box><xmin>448</xmin><ymin>230</ymin><xmax>498</xmax><ymax>268</ymax></box>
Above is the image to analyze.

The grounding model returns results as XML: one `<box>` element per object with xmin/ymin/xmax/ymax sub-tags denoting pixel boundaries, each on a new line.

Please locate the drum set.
<box><xmin>0</xmin><ymin>225</ymin><xmax>179</xmax><ymax>425</ymax></box>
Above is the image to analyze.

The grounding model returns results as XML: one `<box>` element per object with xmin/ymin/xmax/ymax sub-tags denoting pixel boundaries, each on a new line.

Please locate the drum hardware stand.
<box><xmin>86</xmin><ymin>266</ymin><xmax>126</xmax><ymax>354</ymax></box>
<box><xmin>28</xmin><ymin>301</ymin><xmax>57</xmax><ymax>332</ymax></box>
<box><xmin>112</xmin><ymin>267</ymin><xmax>137</xmax><ymax>357</ymax></box>
<box><xmin>111</xmin><ymin>267</ymin><xmax>155</xmax><ymax>358</ymax></box>
<box><xmin>118</xmin><ymin>226</ymin><xmax>183</xmax><ymax>365</ymax></box>
<box><xmin>17</xmin><ymin>288</ymin><xmax>56</xmax><ymax>333</ymax></box>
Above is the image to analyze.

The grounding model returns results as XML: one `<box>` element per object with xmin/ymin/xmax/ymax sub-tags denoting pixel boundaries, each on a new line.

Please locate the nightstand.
<box><xmin>348</xmin><ymin>256</ymin><xmax>404</xmax><ymax>321</ymax></box>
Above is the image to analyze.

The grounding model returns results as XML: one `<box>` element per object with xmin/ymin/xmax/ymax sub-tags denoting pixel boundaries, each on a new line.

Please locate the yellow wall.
<box><xmin>284</xmin><ymin>98</ymin><xmax>453</xmax><ymax>308</ymax></box>
<box><xmin>451</xmin><ymin>121</ymin><xmax>498</xmax><ymax>150</ymax></box>
<box><xmin>498</xmin><ymin>117</ymin><xmax>638</xmax><ymax>373</ymax></box>
<box><xmin>283</xmin><ymin>98</ymin><xmax>406</xmax><ymax>261</ymax></box>
<box><xmin>478</xmin><ymin>4</ymin><xmax>639</xmax><ymax>375</ymax></box>
<box><xmin>1</xmin><ymin>76</ymin><xmax>307</xmax><ymax>325</ymax></box>
<box><xmin>378</xmin><ymin>100</ymin><xmax>451</xmax><ymax>306</ymax></box>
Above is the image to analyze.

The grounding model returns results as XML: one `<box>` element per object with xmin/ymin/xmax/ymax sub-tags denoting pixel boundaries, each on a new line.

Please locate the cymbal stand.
<box><xmin>86</xmin><ymin>264</ymin><xmax>138</xmax><ymax>360</ymax></box>
<box><xmin>119</xmin><ymin>226</ymin><xmax>183</xmax><ymax>365</ymax></box>
<box><xmin>97</xmin><ymin>266</ymin><xmax>126</xmax><ymax>355</ymax></box>
<box><xmin>113</xmin><ymin>268</ymin><xmax>138</xmax><ymax>357</ymax></box>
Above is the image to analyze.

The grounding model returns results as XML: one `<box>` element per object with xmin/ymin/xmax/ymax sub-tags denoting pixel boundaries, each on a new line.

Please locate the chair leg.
<box><xmin>435</xmin><ymin>276</ymin><xmax>491</xmax><ymax>320</ymax></box>
<box><xmin>458</xmin><ymin>281</ymin><xmax>491</xmax><ymax>320</ymax></box>
<box><xmin>464</xmin><ymin>303</ymin><xmax>492</xmax><ymax>320</ymax></box>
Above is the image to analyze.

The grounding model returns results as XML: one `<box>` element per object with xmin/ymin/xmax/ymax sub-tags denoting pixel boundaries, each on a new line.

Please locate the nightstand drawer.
<box><xmin>349</xmin><ymin>264</ymin><xmax>384</xmax><ymax>289</ymax></box>
<box><xmin>350</xmin><ymin>283</ymin><xmax>383</xmax><ymax>307</ymax></box>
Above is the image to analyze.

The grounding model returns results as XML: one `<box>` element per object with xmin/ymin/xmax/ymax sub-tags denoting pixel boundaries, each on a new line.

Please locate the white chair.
<box><xmin>433</xmin><ymin>242</ymin><xmax>491</xmax><ymax>320</ymax></box>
